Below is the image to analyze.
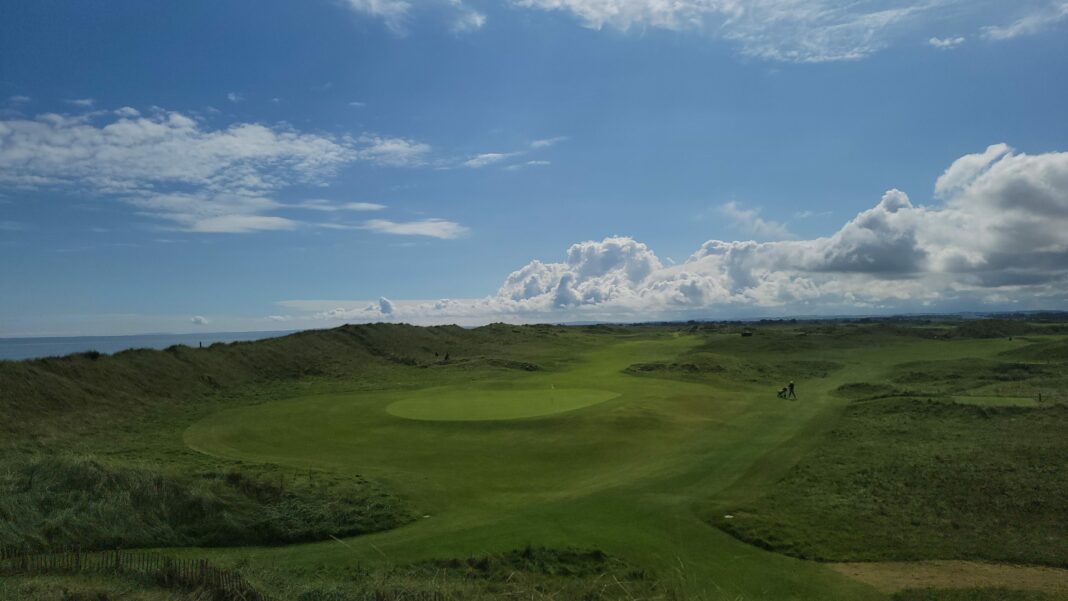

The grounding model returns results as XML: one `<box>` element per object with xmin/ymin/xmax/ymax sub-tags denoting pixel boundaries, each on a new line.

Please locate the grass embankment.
<box><xmin>0</xmin><ymin>455</ymin><xmax>404</xmax><ymax>550</ymax></box>
<box><xmin>0</xmin><ymin>323</ymin><xmax>582</xmax><ymax>553</ymax></box>
<box><xmin>713</xmin><ymin>336</ymin><xmax>1068</xmax><ymax>567</ymax></box>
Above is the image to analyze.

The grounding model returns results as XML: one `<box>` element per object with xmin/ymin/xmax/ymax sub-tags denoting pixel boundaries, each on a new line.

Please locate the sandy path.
<box><xmin>830</xmin><ymin>561</ymin><xmax>1068</xmax><ymax>595</ymax></box>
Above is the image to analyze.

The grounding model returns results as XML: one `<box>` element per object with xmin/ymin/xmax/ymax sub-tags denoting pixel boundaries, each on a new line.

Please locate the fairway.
<box><xmin>386</xmin><ymin>387</ymin><xmax>620</xmax><ymax>421</ymax></box>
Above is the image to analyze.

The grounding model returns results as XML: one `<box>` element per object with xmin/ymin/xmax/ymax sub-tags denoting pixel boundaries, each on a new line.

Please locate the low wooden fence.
<box><xmin>0</xmin><ymin>546</ymin><xmax>279</xmax><ymax>601</ymax></box>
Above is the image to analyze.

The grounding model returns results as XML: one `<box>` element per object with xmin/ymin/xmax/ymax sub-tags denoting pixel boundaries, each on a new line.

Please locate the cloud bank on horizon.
<box><xmin>283</xmin><ymin>143</ymin><xmax>1068</xmax><ymax>324</ymax></box>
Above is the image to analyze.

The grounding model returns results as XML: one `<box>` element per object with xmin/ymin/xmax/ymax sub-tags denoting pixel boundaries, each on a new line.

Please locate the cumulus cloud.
<box><xmin>281</xmin><ymin>144</ymin><xmax>1068</xmax><ymax>324</ymax></box>
<box><xmin>0</xmin><ymin>108</ymin><xmax>432</xmax><ymax>233</ymax></box>
<box><xmin>190</xmin><ymin>315</ymin><xmax>209</xmax><ymax>325</ymax></box>
<box><xmin>226</xmin><ymin>92</ymin><xmax>243</xmax><ymax>103</ymax></box>
<box><xmin>719</xmin><ymin>201</ymin><xmax>794</xmax><ymax>241</ymax></box>
<box><xmin>65</xmin><ymin>98</ymin><xmax>95</xmax><ymax>107</ymax></box>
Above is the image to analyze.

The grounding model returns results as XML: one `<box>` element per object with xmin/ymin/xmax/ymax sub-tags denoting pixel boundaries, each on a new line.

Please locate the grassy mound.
<box><xmin>0</xmin><ymin>456</ymin><xmax>407</xmax><ymax>550</ymax></box>
<box><xmin>712</xmin><ymin>399</ymin><xmax>1068</xmax><ymax>566</ymax></box>
<box><xmin>0</xmin><ymin>323</ymin><xmax>573</xmax><ymax>444</ymax></box>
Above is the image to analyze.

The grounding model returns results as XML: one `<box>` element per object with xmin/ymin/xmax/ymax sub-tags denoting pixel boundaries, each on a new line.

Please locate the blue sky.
<box><xmin>2</xmin><ymin>0</ymin><xmax>1068</xmax><ymax>335</ymax></box>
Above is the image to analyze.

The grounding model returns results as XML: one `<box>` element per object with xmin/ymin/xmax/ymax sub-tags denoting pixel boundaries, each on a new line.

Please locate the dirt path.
<box><xmin>831</xmin><ymin>561</ymin><xmax>1068</xmax><ymax>595</ymax></box>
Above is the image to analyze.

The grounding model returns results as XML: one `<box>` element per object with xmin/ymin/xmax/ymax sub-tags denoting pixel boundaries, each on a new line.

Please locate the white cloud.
<box><xmin>378</xmin><ymin>296</ymin><xmax>395</xmax><ymax>314</ymax></box>
<box><xmin>340</xmin><ymin>0</ymin><xmax>412</xmax><ymax>31</ymax></box>
<box><xmin>928</xmin><ymin>36</ymin><xmax>965</xmax><ymax>49</ymax></box>
<box><xmin>294</xmin><ymin>200</ymin><xmax>387</xmax><ymax>211</ymax></box>
<box><xmin>451</xmin><ymin>1</ymin><xmax>487</xmax><ymax>32</ymax></box>
<box><xmin>339</xmin><ymin>0</ymin><xmax>484</xmax><ymax>34</ymax></box>
<box><xmin>65</xmin><ymin>98</ymin><xmax>95</xmax><ymax>107</ymax></box>
<box><xmin>362</xmin><ymin>218</ymin><xmax>470</xmax><ymax>239</ymax></box>
<box><xmin>512</xmin><ymin>1</ymin><xmax>1063</xmax><ymax>62</ymax></box>
<box><xmin>0</xmin><ymin>108</ymin><xmax>432</xmax><ymax>233</ymax></box>
<box><xmin>463</xmin><ymin>152</ymin><xmax>518</xmax><ymax>168</ymax></box>
<box><xmin>227</xmin><ymin>92</ymin><xmax>244</xmax><ymax>103</ymax></box>
<box><xmin>114</xmin><ymin>106</ymin><xmax>141</xmax><ymax>117</ymax></box>
<box><xmin>281</xmin><ymin>144</ymin><xmax>1068</xmax><ymax>324</ymax></box>
<box><xmin>190</xmin><ymin>315</ymin><xmax>209</xmax><ymax>325</ymax></box>
<box><xmin>531</xmin><ymin>136</ymin><xmax>568</xmax><ymax>149</ymax></box>
<box><xmin>983</xmin><ymin>1</ymin><xmax>1068</xmax><ymax>40</ymax></box>
<box><xmin>356</xmin><ymin>135</ymin><xmax>432</xmax><ymax>166</ymax></box>
<box><xmin>719</xmin><ymin>201</ymin><xmax>794</xmax><ymax>241</ymax></box>
<box><xmin>348</xmin><ymin>101</ymin><xmax>367</xmax><ymax>107</ymax></box>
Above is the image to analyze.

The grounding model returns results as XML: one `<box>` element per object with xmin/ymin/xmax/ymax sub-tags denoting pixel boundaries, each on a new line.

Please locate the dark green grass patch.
<box><xmin>712</xmin><ymin>399</ymin><xmax>1068</xmax><ymax>566</ymax></box>
<box><xmin>0</xmin><ymin>455</ymin><xmax>408</xmax><ymax>550</ymax></box>
<box><xmin>0</xmin><ymin>574</ymin><xmax>195</xmax><ymax>601</ymax></box>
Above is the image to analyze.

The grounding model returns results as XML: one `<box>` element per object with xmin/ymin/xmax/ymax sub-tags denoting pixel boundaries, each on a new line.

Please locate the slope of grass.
<box><xmin>713</xmin><ymin>399</ymin><xmax>1068</xmax><ymax>566</ymax></box>
<box><xmin>0</xmin><ymin>455</ymin><xmax>406</xmax><ymax>550</ymax></box>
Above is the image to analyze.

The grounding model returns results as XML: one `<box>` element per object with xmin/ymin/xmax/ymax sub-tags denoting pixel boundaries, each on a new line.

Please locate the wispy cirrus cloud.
<box><xmin>928</xmin><ymin>35</ymin><xmax>965</xmax><ymax>49</ymax></box>
<box><xmin>512</xmin><ymin>1</ymin><xmax>1067</xmax><ymax>62</ymax></box>
<box><xmin>338</xmin><ymin>0</ymin><xmax>485</xmax><ymax>34</ymax></box>
<box><xmin>361</xmin><ymin>218</ymin><xmax>470</xmax><ymax>239</ymax></box>
<box><xmin>463</xmin><ymin>152</ymin><xmax>519</xmax><ymax>168</ymax></box>
<box><xmin>982</xmin><ymin>1</ymin><xmax>1068</xmax><ymax>40</ymax></box>
<box><xmin>0</xmin><ymin>107</ymin><xmax>435</xmax><ymax>233</ymax></box>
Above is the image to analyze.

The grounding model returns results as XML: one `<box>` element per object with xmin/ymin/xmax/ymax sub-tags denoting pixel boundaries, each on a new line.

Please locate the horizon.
<box><xmin>3</xmin><ymin>1</ymin><xmax>1068</xmax><ymax>336</ymax></box>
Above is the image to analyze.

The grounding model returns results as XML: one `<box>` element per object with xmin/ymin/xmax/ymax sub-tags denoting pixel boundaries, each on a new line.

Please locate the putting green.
<box><xmin>385</xmin><ymin>387</ymin><xmax>619</xmax><ymax>421</ymax></box>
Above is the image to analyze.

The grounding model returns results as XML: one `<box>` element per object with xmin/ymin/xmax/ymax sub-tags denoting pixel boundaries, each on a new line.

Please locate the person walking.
<box><xmin>787</xmin><ymin>381</ymin><xmax>796</xmax><ymax>400</ymax></box>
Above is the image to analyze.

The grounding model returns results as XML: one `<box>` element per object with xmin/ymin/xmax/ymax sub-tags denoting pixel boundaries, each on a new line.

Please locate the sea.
<box><xmin>0</xmin><ymin>330</ymin><xmax>294</xmax><ymax>361</ymax></box>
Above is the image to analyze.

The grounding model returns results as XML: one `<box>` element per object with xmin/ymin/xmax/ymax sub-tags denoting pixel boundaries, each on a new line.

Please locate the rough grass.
<box><xmin>0</xmin><ymin>455</ymin><xmax>407</xmax><ymax>550</ymax></box>
<box><xmin>267</xmin><ymin>546</ymin><xmax>663</xmax><ymax>601</ymax></box>
<box><xmin>892</xmin><ymin>588</ymin><xmax>1056</xmax><ymax>601</ymax></box>
<box><xmin>713</xmin><ymin>399</ymin><xmax>1068</xmax><ymax>566</ymax></box>
<box><xmin>0</xmin><ymin>574</ymin><xmax>200</xmax><ymax>601</ymax></box>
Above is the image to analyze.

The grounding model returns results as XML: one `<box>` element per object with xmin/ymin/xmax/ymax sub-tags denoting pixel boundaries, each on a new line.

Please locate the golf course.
<box><xmin>2</xmin><ymin>319</ymin><xmax>1067</xmax><ymax>601</ymax></box>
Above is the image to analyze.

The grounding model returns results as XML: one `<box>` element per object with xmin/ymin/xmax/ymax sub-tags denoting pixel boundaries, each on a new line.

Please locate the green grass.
<box><xmin>3</xmin><ymin>319</ymin><xmax>1067</xmax><ymax>600</ymax></box>
<box><xmin>0</xmin><ymin>455</ymin><xmax>406</xmax><ymax>550</ymax></box>
<box><xmin>385</xmin><ymin>387</ymin><xmax>619</xmax><ymax>421</ymax></box>
<box><xmin>892</xmin><ymin>589</ymin><xmax>1056</xmax><ymax>601</ymax></box>
<box><xmin>0</xmin><ymin>574</ymin><xmax>194</xmax><ymax>601</ymax></box>
<box><xmin>713</xmin><ymin>399</ymin><xmax>1068</xmax><ymax>566</ymax></box>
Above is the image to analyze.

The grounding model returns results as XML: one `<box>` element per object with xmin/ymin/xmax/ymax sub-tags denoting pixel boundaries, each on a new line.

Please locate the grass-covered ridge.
<box><xmin>712</xmin><ymin>399</ymin><xmax>1068</xmax><ymax>566</ymax></box>
<box><xmin>0</xmin><ymin>455</ymin><xmax>406</xmax><ymax>550</ymax></box>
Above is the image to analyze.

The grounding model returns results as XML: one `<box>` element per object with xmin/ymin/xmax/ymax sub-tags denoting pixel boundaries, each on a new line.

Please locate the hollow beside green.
<box><xmin>386</xmin><ymin>387</ymin><xmax>620</xmax><ymax>421</ymax></box>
